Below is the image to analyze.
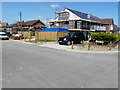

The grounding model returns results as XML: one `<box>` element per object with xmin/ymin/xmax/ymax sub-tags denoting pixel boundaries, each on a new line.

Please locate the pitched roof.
<box><xmin>0</xmin><ymin>22</ymin><xmax>8</xmax><ymax>27</ymax></box>
<box><xmin>100</xmin><ymin>18</ymin><xmax>114</xmax><ymax>24</ymax></box>
<box><xmin>67</xmin><ymin>8</ymin><xmax>101</xmax><ymax>23</ymax></box>
<box><xmin>88</xmin><ymin>14</ymin><xmax>114</xmax><ymax>25</ymax></box>
<box><xmin>66</xmin><ymin>8</ymin><xmax>114</xmax><ymax>25</ymax></box>
<box><xmin>17</xmin><ymin>20</ymin><xmax>45</xmax><ymax>26</ymax></box>
<box><xmin>25</xmin><ymin>20</ymin><xmax>40</xmax><ymax>25</ymax></box>
<box><xmin>8</xmin><ymin>20</ymin><xmax>45</xmax><ymax>28</ymax></box>
<box><xmin>90</xmin><ymin>14</ymin><xmax>101</xmax><ymax>21</ymax></box>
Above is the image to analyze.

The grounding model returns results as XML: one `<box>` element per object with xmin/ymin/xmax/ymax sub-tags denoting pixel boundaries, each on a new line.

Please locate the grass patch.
<box><xmin>37</xmin><ymin>40</ymin><xmax>57</xmax><ymax>42</ymax></box>
<box><xmin>25</xmin><ymin>40</ymin><xmax>57</xmax><ymax>43</ymax></box>
<box><xmin>9</xmin><ymin>36</ymin><xmax>13</xmax><ymax>39</ymax></box>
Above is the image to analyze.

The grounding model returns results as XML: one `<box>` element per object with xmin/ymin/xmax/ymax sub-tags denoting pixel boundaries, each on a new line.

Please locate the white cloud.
<box><xmin>37</xmin><ymin>16</ymin><xmax>44</xmax><ymax>19</ymax></box>
<box><xmin>5</xmin><ymin>16</ymin><xmax>10</xmax><ymax>19</ymax></box>
<box><xmin>50</xmin><ymin>4</ymin><xmax>60</xmax><ymax>8</ymax></box>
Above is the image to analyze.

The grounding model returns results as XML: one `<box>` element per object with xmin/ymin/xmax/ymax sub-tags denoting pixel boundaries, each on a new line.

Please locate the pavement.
<box><xmin>2</xmin><ymin>40</ymin><xmax>118</xmax><ymax>88</ymax></box>
<box><xmin>19</xmin><ymin>39</ymin><xmax>118</xmax><ymax>53</ymax></box>
<box><xmin>38</xmin><ymin>42</ymin><xmax>118</xmax><ymax>53</ymax></box>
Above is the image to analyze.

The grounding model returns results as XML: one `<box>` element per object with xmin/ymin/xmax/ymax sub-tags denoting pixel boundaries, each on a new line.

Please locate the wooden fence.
<box><xmin>35</xmin><ymin>32</ymin><xmax>68</xmax><ymax>41</ymax></box>
<box><xmin>18</xmin><ymin>31</ymin><xmax>31</xmax><ymax>38</ymax></box>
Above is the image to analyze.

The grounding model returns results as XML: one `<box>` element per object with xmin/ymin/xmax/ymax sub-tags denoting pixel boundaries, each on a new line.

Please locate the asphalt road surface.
<box><xmin>2</xmin><ymin>40</ymin><xmax>118</xmax><ymax>88</ymax></box>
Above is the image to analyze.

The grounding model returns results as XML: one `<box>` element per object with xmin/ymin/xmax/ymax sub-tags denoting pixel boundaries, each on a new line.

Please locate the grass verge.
<box><xmin>25</xmin><ymin>40</ymin><xmax>57</xmax><ymax>43</ymax></box>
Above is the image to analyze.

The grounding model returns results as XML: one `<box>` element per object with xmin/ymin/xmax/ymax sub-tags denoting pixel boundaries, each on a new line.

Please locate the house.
<box><xmin>113</xmin><ymin>25</ymin><xmax>120</xmax><ymax>34</ymax></box>
<box><xmin>8</xmin><ymin>19</ymin><xmax>45</xmax><ymax>33</ymax></box>
<box><xmin>91</xmin><ymin>15</ymin><xmax>114</xmax><ymax>33</ymax></box>
<box><xmin>47</xmin><ymin>8</ymin><xmax>115</xmax><ymax>39</ymax></box>
<box><xmin>0</xmin><ymin>21</ymin><xmax>8</xmax><ymax>31</ymax></box>
<box><xmin>0</xmin><ymin>21</ymin><xmax>8</xmax><ymax>28</ymax></box>
<box><xmin>17</xmin><ymin>20</ymin><xmax>45</xmax><ymax>30</ymax></box>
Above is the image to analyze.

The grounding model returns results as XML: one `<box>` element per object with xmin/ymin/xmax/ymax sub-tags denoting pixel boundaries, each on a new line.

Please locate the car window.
<box><xmin>65</xmin><ymin>33</ymin><xmax>70</xmax><ymax>37</ymax></box>
<box><xmin>65</xmin><ymin>33</ymin><xmax>74</xmax><ymax>37</ymax></box>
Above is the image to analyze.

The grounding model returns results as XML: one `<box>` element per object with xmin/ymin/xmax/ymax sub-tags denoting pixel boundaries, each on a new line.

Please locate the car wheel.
<box><xmin>59</xmin><ymin>43</ymin><xmax>62</xmax><ymax>45</ymax></box>
<box><xmin>67</xmin><ymin>41</ymin><xmax>71</xmax><ymax>45</ymax></box>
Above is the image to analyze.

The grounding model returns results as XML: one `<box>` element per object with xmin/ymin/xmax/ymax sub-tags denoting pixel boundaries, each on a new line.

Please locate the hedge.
<box><xmin>90</xmin><ymin>32</ymin><xmax>120</xmax><ymax>44</ymax></box>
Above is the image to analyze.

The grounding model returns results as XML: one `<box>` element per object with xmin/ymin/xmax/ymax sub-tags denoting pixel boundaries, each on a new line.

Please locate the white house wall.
<box><xmin>64</xmin><ymin>9</ymin><xmax>81</xmax><ymax>20</ymax></box>
<box><xmin>54</xmin><ymin>16</ymin><xmax>59</xmax><ymax>21</ymax></box>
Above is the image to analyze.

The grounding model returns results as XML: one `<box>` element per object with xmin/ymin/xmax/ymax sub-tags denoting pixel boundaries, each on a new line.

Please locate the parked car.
<box><xmin>14</xmin><ymin>34</ymin><xmax>23</xmax><ymax>37</ymax></box>
<box><xmin>0</xmin><ymin>32</ymin><xmax>9</xmax><ymax>40</ymax></box>
<box><xmin>58</xmin><ymin>32</ymin><xmax>85</xmax><ymax>45</ymax></box>
<box><xmin>5</xmin><ymin>32</ymin><xmax>12</xmax><ymax>37</ymax></box>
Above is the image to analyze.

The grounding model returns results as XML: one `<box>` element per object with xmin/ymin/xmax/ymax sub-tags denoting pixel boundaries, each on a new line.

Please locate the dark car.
<box><xmin>58</xmin><ymin>32</ymin><xmax>85</xmax><ymax>45</ymax></box>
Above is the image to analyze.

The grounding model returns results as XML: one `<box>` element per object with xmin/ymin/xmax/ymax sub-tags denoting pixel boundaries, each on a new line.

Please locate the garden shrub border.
<box><xmin>89</xmin><ymin>32</ymin><xmax>120</xmax><ymax>44</ymax></box>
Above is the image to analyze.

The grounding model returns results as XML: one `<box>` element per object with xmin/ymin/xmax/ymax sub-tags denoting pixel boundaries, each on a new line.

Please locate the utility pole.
<box><xmin>20</xmin><ymin>11</ymin><xmax>22</xmax><ymax>35</ymax></box>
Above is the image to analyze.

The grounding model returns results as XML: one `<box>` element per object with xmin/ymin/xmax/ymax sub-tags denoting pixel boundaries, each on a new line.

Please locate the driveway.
<box><xmin>2</xmin><ymin>40</ymin><xmax>118</xmax><ymax>88</ymax></box>
<box><xmin>38</xmin><ymin>41</ymin><xmax>88</xmax><ymax>50</ymax></box>
<box><xmin>38</xmin><ymin>41</ymin><xmax>118</xmax><ymax>52</ymax></box>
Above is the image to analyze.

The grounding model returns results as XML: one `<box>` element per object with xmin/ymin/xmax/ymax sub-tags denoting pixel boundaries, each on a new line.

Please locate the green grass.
<box><xmin>37</xmin><ymin>40</ymin><xmax>57</xmax><ymax>42</ymax></box>
<box><xmin>25</xmin><ymin>40</ymin><xmax>57</xmax><ymax>43</ymax></box>
<box><xmin>9</xmin><ymin>36</ymin><xmax>13</xmax><ymax>39</ymax></box>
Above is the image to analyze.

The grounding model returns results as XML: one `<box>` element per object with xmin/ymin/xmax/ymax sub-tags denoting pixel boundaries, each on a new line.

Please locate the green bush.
<box><xmin>23</xmin><ymin>37</ymin><xmax>28</xmax><ymax>39</ymax></box>
<box><xmin>90</xmin><ymin>32</ymin><xmax>120</xmax><ymax>44</ymax></box>
<box><xmin>12</xmin><ymin>32</ymin><xmax>18</xmax><ymax>34</ymax></box>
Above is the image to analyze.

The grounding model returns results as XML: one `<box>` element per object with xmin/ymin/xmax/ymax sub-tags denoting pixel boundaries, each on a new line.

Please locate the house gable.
<box><xmin>65</xmin><ymin>8</ymin><xmax>81</xmax><ymax>20</ymax></box>
<box><xmin>54</xmin><ymin>8</ymin><xmax>81</xmax><ymax>21</ymax></box>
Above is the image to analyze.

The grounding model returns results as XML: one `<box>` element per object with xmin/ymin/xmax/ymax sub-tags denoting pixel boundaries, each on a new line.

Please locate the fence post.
<box><xmin>88</xmin><ymin>41</ymin><xmax>91</xmax><ymax>51</ymax></box>
<box><xmin>57</xmin><ymin>32</ymin><xmax>58</xmax><ymax>40</ymax></box>
<box><xmin>72</xmin><ymin>41</ymin><xmax>74</xmax><ymax>49</ymax></box>
<box><xmin>29</xmin><ymin>31</ymin><xmax>31</xmax><ymax>42</ymax></box>
<box><xmin>35</xmin><ymin>32</ymin><xmax>38</xmax><ymax>43</ymax></box>
<box><xmin>82</xmin><ymin>40</ymin><xmax>84</xmax><ymax>48</ymax></box>
<box><xmin>45</xmin><ymin>31</ymin><xmax>46</xmax><ymax>42</ymax></box>
<box><xmin>37</xmin><ymin>32</ymin><xmax>39</xmax><ymax>41</ymax></box>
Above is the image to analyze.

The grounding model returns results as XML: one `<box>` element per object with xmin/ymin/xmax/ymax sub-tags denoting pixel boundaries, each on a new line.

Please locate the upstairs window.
<box><xmin>59</xmin><ymin>13</ymin><xmax>69</xmax><ymax>20</ymax></box>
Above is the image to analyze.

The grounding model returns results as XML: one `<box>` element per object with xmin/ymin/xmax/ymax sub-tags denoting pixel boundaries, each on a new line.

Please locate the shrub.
<box><xmin>22</xmin><ymin>36</ymin><xmax>29</xmax><ymax>39</ymax></box>
<box><xmin>90</xmin><ymin>32</ymin><xmax>120</xmax><ymax>44</ymax></box>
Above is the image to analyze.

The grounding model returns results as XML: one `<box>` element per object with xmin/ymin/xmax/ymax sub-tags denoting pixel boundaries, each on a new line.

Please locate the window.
<box><xmin>77</xmin><ymin>21</ymin><xmax>81</xmax><ymax>29</ymax></box>
<box><xmin>64</xmin><ymin>21</ymin><xmax>69</xmax><ymax>24</ymax></box>
<box><xmin>110</xmin><ymin>25</ymin><xmax>113</xmax><ymax>30</ymax></box>
<box><xmin>69</xmin><ymin>21</ymin><xmax>75</xmax><ymax>29</ymax></box>
<box><xmin>59</xmin><ymin>13</ymin><xmax>69</xmax><ymax>20</ymax></box>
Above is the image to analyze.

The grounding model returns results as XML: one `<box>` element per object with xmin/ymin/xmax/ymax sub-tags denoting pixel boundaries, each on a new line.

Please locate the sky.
<box><xmin>2</xmin><ymin>0</ymin><xmax>120</xmax><ymax>2</ymax></box>
<box><xmin>118</xmin><ymin>2</ymin><xmax>120</xmax><ymax>27</ymax></box>
<box><xmin>2</xmin><ymin>2</ymin><xmax>118</xmax><ymax>26</ymax></box>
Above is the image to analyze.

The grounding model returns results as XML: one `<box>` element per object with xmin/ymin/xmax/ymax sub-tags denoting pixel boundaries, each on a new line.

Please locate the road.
<box><xmin>2</xmin><ymin>40</ymin><xmax>118</xmax><ymax>88</ymax></box>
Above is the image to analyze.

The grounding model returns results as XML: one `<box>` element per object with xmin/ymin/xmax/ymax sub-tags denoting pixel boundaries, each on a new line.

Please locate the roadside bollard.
<box><xmin>108</xmin><ymin>42</ymin><xmax>112</xmax><ymax>50</ymax></box>
<box><xmin>88</xmin><ymin>41</ymin><xmax>91</xmax><ymax>51</ymax></box>
<box><xmin>29</xmin><ymin>36</ymin><xmax>30</xmax><ymax>42</ymax></box>
<box><xmin>29</xmin><ymin>35</ymin><xmax>31</xmax><ymax>42</ymax></box>
<box><xmin>24</xmin><ymin>37</ymin><xmax>26</xmax><ymax>42</ymax></box>
<box><xmin>72</xmin><ymin>41</ymin><xmax>74</xmax><ymax>49</ymax></box>
<box><xmin>118</xmin><ymin>41</ymin><xmax>120</xmax><ymax>49</ymax></box>
<box><xmin>93</xmin><ymin>42</ymin><xmax>96</xmax><ymax>49</ymax></box>
<box><xmin>82</xmin><ymin>40</ymin><xmax>84</xmax><ymax>48</ymax></box>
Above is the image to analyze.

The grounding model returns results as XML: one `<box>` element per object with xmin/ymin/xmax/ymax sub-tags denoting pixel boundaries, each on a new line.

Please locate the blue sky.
<box><xmin>2</xmin><ymin>2</ymin><xmax>118</xmax><ymax>25</ymax></box>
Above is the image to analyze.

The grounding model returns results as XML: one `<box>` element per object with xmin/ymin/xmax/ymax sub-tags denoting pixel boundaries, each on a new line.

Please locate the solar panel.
<box><xmin>67</xmin><ymin>8</ymin><xmax>101</xmax><ymax>23</ymax></box>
